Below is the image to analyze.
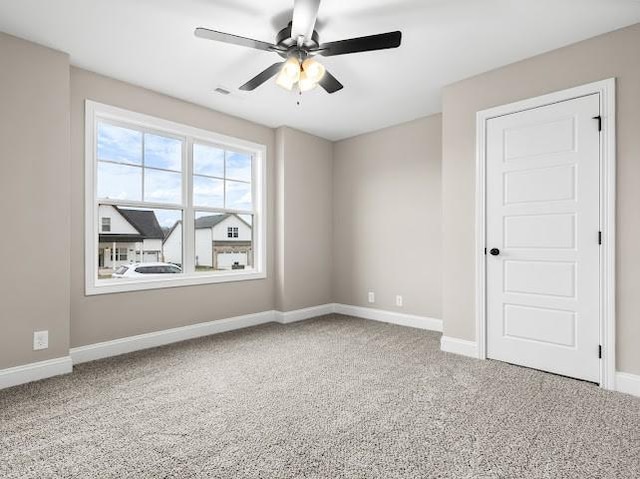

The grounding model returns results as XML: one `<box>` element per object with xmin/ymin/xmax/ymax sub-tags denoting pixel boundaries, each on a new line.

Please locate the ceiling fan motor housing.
<box><xmin>275</xmin><ymin>21</ymin><xmax>320</xmax><ymax>58</ymax></box>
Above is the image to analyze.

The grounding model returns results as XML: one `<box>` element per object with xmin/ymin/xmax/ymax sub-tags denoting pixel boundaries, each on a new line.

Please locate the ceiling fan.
<box><xmin>195</xmin><ymin>0</ymin><xmax>402</xmax><ymax>94</ymax></box>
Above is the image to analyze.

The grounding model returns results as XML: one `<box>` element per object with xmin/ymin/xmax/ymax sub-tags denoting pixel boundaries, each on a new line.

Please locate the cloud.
<box><xmin>193</xmin><ymin>176</ymin><xmax>224</xmax><ymax>208</ymax></box>
<box><xmin>97</xmin><ymin>122</ymin><xmax>142</xmax><ymax>165</ymax></box>
<box><xmin>225</xmin><ymin>151</ymin><xmax>252</xmax><ymax>182</ymax></box>
<box><xmin>144</xmin><ymin>133</ymin><xmax>182</xmax><ymax>171</ymax></box>
<box><xmin>97</xmin><ymin>161</ymin><xmax>141</xmax><ymax>201</ymax></box>
<box><xmin>194</xmin><ymin>144</ymin><xmax>224</xmax><ymax>177</ymax></box>
<box><xmin>144</xmin><ymin>169</ymin><xmax>181</xmax><ymax>204</ymax></box>
<box><xmin>225</xmin><ymin>180</ymin><xmax>252</xmax><ymax>211</ymax></box>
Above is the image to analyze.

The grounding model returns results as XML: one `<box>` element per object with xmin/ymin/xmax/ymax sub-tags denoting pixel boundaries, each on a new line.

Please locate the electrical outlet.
<box><xmin>396</xmin><ymin>295</ymin><xmax>403</xmax><ymax>307</ymax></box>
<box><xmin>368</xmin><ymin>291</ymin><xmax>375</xmax><ymax>303</ymax></box>
<box><xmin>33</xmin><ymin>330</ymin><xmax>48</xmax><ymax>351</ymax></box>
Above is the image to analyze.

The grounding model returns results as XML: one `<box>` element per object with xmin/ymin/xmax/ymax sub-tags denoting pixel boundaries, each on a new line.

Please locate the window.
<box><xmin>86</xmin><ymin>101</ymin><xmax>266</xmax><ymax>294</ymax></box>
<box><xmin>116</xmin><ymin>248</ymin><xmax>128</xmax><ymax>261</ymax></box>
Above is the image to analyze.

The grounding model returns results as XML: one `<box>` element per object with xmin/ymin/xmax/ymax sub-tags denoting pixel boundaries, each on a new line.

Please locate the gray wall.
<box><xmin>4</xmin><ymin>23</ymin><xmax>640</xmax><ymax>381</ymax></box>
<box><xmin>70</xmin><ymin>68</ymin><xmax>277</xmax><ymax>348</ymax></box>
<box><xmin>0</xmin><ymin>33</ymin><xmax>71</xmax><ymax>368</ymax></box>
<box><xmin>275</xmin><ymin>127</ymin><xmax>333</xmax><ymax>312</ymax></box>
<box><xmin>333</xmin><ymin>116</ymin><xmax>442</xmax><ymax>319</ymax></box>
<box><xmin>442</xmin><ymin>23</ymin><xmax>640</xmax><ymax>375</ymax></box>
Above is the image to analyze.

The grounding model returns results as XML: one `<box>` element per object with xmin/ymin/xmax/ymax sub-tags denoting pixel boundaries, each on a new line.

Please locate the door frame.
<box><xmin>475</xmin><ymin>79</ymin><xmax>616</xmax><ymax>389</ymax></box>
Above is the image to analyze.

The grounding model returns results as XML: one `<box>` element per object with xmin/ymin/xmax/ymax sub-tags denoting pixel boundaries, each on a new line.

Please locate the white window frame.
<box><xmin>85</xmin><ymin>100</ymin><xmax>267</xmax><ymax>295</ymax></box>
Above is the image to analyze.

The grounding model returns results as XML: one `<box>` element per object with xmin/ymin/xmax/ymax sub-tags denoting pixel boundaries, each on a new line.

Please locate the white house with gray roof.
<box><xmin>98</xmin><ymin>205</ymin><xmax>165</xmax><ymax>270</ymax></box>
<box><xmin>162</xmin><ymin>214</ymin><xmax>252</xmax><ymax>270</ymax></box>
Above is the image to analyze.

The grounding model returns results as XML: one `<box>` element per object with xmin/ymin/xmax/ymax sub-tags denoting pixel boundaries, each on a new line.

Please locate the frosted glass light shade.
<box><xmin>302</xmin><ymin>58</ymin><xmax>325</xmax><ymax>83</ymax></box>
<box><xmin>298</xmin><ymin>70</ymin><xmax>318</xmax><ymax>92</ymax></box>
<box><xmin>276</xmin><ymin>57</ymin><xmax>301</xmax><ymax>90</ymax></box>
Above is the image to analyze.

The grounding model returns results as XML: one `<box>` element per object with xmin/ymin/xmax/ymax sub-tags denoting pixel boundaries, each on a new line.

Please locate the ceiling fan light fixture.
<box><xmin>196</xmin><ymin>0</ymin><xmax>401</xmax><ymax>94</ymax></box>
<box><xmin>276</xmin><ymin>75</ymin><xmax>295</xmax><ymax>91</ymax></box>
<box><xmin>298</xmin><ymin>70</ymin><xmax>318</xmax><ymax>92</ymax></box>
<box><xmin>301</xmin><ymin>58</ymin><xmax>326</xmax><ymax>83</ymax></box>
<box><xmin>276</xmin><ymin>57</ymin><xmax>301</xmax><ymax>90</ymax></box>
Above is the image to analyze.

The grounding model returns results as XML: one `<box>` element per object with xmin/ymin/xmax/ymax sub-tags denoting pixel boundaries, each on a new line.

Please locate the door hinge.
<box><xmin>598</xmin><ymin>231</ymin><xmax>602</xmax><ymax>245</ymax></box>
<box><xmin>598</xmin><ymin>345</ymin><xmax>602</xmax><ymax>359</ymax></box>
<box><xmin>593</xmin><ymin>115</ymin><xmax>602</xmax><ymax>131</ymax></box>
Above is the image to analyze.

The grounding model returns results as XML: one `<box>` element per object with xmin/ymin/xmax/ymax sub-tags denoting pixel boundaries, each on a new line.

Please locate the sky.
<box><xmin>97</xmin><ymin>122</ymin><xmax>252</xmax><ymax>214</ymax></box>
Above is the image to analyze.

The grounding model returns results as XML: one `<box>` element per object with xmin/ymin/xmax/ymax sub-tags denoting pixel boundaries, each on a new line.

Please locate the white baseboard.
<box><xmin>275</xmin><ymin>303</ymin><xmax>336</xmax><ymax>324</ymax></box>
<box><xmin>616</xmin><ymin>372</ymin><xmax>640</xmax><ymax>398</ymax></box>
<box><xmin>70</xmin><ymin>310</ymin><xmax>276</xmax><ymax>365</ymax></box>
<box><xmin>334</xmin><ymin>303</ymin><xmax>442</xmax><ymax>332</ymax></box>
<box><xmin>71</xmin><ymin>303</ymin><xmax>441</xmax><ymax>366</ymax></box>
<box><xmin>7</xmin><ymin>307</ymin><xmax>638</xmax><ymax>399</ymax></box>
<box><xmin>440</xmin><ymin>336</ymin><xmax>479</xmax><ymax>359</ymax></box>
<box><xmin>0</xmin><ymin>356</ymin><xmax>72</xmax><ymax>390</ymax></box>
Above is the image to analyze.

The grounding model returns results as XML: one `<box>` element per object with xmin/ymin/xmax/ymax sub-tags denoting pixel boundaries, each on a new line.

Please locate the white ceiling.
<box><xmin>1</xmin><ymin>0</ymin><xmax>639</xmax><ymax>140</ymax></box>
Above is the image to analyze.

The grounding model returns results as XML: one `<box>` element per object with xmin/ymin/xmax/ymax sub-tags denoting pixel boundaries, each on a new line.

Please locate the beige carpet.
<box><xmin>1</xmin><ymin>314</ymin><xmax>639</xmax><ymax>478</ymax></box>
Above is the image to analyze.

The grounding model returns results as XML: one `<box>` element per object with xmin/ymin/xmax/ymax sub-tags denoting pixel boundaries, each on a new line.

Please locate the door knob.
<box><xmin>489</xmin><ymin>248</ymin><xmax>500</xmax><ymax>256</ymax></box>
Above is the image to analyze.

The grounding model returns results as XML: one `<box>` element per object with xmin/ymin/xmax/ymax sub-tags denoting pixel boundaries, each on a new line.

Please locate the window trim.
<box><xmin>85</xmin><ymin>100</ymin><xmax>267</xmax><ymax>296</ymax></box>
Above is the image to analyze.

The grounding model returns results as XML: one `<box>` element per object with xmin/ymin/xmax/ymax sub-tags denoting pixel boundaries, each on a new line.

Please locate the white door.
<box><xmin>486</xmin><ymin>94</ymin><xmax>601</xmax><ymax>382</ymax></box>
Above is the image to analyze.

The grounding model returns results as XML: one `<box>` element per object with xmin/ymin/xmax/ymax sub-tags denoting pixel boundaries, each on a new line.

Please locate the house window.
<box><xmin>86</xmin><ymin>101</ymin><xmax>266</xmax><ymax>295</ymax></box>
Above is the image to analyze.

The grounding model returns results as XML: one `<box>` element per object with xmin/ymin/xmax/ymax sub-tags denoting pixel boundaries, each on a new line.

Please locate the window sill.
<box><xmin>86</xmin><ymin>270</ymin><xmax>267</xmax><ymax>296</ymax></box>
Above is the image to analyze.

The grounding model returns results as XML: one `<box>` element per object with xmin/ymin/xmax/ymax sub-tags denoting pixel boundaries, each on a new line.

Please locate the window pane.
<box><xmin>195</xmin><ymin>212</ymin><xmax>253</xmax><ymax>273</ymax></box>
<box><xmin>225</xmin><ymin>180</ymin><xmax>252</xmax><ymax>211</ymax></box>
<box><xmin>144</xmin><ymin>169</ymin><xmax>182</xmax><ymax>204</ymax></box>
<box><xmin>98</xmin><ymin>206</ymin><xmax>182</xmax><ymax>279</ymax></box>
<box><xmin>97</xmin><ymin>123</ymin><xmax>142</xmax><ymax>165</ymax></box>
<box><xmin>193</xmin><ymin>176</ymin><xmax>224</xmax><ymax>208</ymax></box>
<box><xmin>144</xmin><ymin>133</ymin><xmax>182</xmax><ymax>171</ymax></box>
<box><xmin>226</xmin><ymin>151</ymin><xmax>252</xmax><ymax>182</ymax></box>
<box><xmin>193</xmin><ymin>144</ymin><xmax>224</xmax><ymax>177</ymax></box>
<box><xmin>97</xmin><ymin>162</ymin><xmax>142</xmax><ymax>201</ymax></box>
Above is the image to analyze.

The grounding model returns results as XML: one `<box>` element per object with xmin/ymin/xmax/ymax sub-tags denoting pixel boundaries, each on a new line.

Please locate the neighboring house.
<box><xmin>98</xmin><ymin>205</ymin><xmax>164</xmax><ymax>269</ymax></box>
<box><xmin>163</xmin><ymin>214</ymin><xmax>252</xmax><ymax>270</ymax></box>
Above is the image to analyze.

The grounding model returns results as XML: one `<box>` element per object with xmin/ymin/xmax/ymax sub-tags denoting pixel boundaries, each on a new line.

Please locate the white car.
<box><xmin>112</xmin><ymin>262</ymin><xmax>182</xmax><ymax>278</ymax></box>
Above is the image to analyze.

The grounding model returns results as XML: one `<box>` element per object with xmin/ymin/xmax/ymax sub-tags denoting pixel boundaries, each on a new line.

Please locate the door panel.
<box><xmin>504</xmin><ymin>214</ymin><xmax>576</xmax><ymax>249</ymax></box>
<box><xmin>504</xmin><ymin>260</ymin><xmax>576</xmax><ymax>298</ymax></box>
<box><xmin>486</xmin><ymin>94</ymin><xmax>600</xmax><ymax>382</ymax></box>
<box><xmin>503</xmin><ymin>304</ymin><xmax>576</xmax><ymax>347</ymax></box>
<box><xmin>504</xmin><ymin>164</ymin><xmax>576</xmax><ymax>204</ymax></box>
<box><xmin>504</xmin><ymin>116</ymin><xmax>576</xmax><ymax>160</ymax></box>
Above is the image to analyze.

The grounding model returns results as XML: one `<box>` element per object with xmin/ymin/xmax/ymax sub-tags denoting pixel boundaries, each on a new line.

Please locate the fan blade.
<box><xmin>239</xmin><ymin>62</ymin><xmax>285</xmax><ymax>91</ymax></box>
<box><xmin>317</xmin><ymin>31</ymin><xmax>401</xmax><ymax>57</ymax></box>
<box><xmin>291</xmin><ymin>0</ymin><xmax>321</xmax><ymax>43</ymax></box>
<box><xmin>319</xmin><ymin>70</ymin><xmax>343</xmax><ymax>94</ymax></box>
<box><xmin>195</xmin><ymin>28</ymin><xmax>283</xmax><ymax>53</ymax></box>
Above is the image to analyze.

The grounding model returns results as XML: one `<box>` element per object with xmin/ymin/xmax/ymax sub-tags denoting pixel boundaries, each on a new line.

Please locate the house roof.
<box><xmin>162</xmin><ymin>213</ymin><xmax>252</xmax><ymax>244</ymax></box>
<box><xmin>195</xmin><ymin>214</ymin><xmax>229</xmax><ymax>229</ymax></box>
<box><xmin>99</xmin><ymin>234</ymin><xmax>144</xmax><ymax>243</ymax></box>
<box><xmin>115</xmin><ymin>207</ymin><xmax>165</xmax><ymax>240</ymax></box>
